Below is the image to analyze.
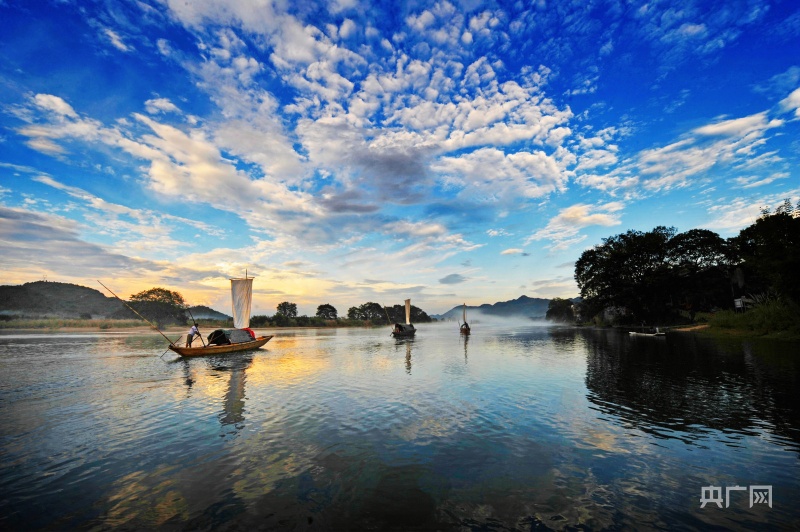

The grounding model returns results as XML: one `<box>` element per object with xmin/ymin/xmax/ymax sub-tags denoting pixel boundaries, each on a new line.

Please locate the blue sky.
<box><xmin>1</xmin><ymin>0</ymin><xmax>799</xmax><ymax>316</ymax></box>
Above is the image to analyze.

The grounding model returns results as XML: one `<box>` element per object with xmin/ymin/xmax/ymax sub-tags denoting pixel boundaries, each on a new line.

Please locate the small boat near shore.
<box><xmin>169</xmin><ymin>335</ymin><xmax>273</xmax><ymax>356</ymax></box>
<box><xmin>459</xmin><ymin>303</ymin><xmax>470</xmax><ymax>335</ymax></box>
<box><xmin>391</xmin><ymin>299</ymin><xmax>416</xmax><ymax>338</ymax></box>
<box><xmin>169</xmin><ymin>275</ymin><xmax>273</xmax><ymax>357</ymax></box>
<box><xmin>629</xmin><ymin>328</ymin><xmax>665</xmax><ymax>337</ymax></box>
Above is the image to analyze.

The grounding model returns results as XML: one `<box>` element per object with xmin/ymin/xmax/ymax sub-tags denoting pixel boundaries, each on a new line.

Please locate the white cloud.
<box><xmin>24</xmin><ymin>137</ymin><xmax>67</xmax><ymax>155</ymax></box>
<box><xmin>0</xmin><ymin>205</ymin><xmax>148</xmax><ymax>279</ymax></box>
<box><xmin>432</xmin><ymin>146</ymin><xmax>574</xmax><ymax>206</ymax></box>
<box><xmin>527</xmin><ymin>202</ymin><xmax>624</xmax><ymax>250</ymax></box>
<box><xmin>780</xmin><ymin>87</ymin><xmax>800</xmax><ymax>117</ymax></box>
<box><xmin>704</xmin><ymin>190</ymin><xmax>800</xmax><ymax>234</ymax></box>
<box><xmin>104</xmin><ymin>28</ymin><xmax>131</xmax><ymax>52</ymax></box>
<box><xmin>145</xmin><ymin>98</ymin><xmax>181</xmax><ymax>114</ymax></box>
<box><xmin>340</xmin><ymin>19</ymin><xmax>356</xmax><ymax>39</ymax></box>
<box><xmin>731</xmin><ymin>172</ymin><xmax>789</xmax><ymax>189</ymax></box>
<box><xmin>33</xmin><ymin>94</ymin><xmax>78</xmax><ymax>117</ymax></box>
<box><xmin>693</xmin><ymin>112</ymin><xmax>782</xmax><ymax>137</ymax></box>
<box><xmin>407</xmin><ymin>10</ymin><xmax>436</xmax><ymax>32</ymax></box>
<box><xmin>329</xmin><ymin>0</ymin><xmax>357</xmax><ymax>14</ymax></box>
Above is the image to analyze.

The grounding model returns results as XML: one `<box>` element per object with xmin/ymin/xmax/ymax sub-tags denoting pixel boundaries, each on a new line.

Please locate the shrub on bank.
<box><xmin>703</xmin><ymin>299</ymin><xmax>800</xmax><ymax>336</ymax></box>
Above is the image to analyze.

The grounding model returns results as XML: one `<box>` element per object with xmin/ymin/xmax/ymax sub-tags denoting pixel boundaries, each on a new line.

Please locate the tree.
<box><xmin>316</xmin><ymin>303</ymin><xmax>338</xmax><ymax>320</ymax></box>
<box><xmin>346</xmin><ymin>302</ymin><xmax>388</xmax><ymax>323</ymax></box>
<box><xmin>667</xmin><ymin>229</ymin><xmax>732</xmax><ymax>316</ymax></box>
<box><xmin>546</xmin><ymin>298</ymin><xmax>575</xmax><ymax>323</ymax></box>
<box><xmin>733</xmin><ymin>209</ymin><xmax>800</xmax><ymax>303</ymax></box>
<box><xmin>250</xmin><ymin>315</ymin><xmax>270</xmax><ymax>327</ymax></box>
<box><xmin>386</xmin><ymin>303</ymin><xmax>432</xmax><ymax>323</ymax></box>
<box><xmin>126</xmin><ymin>287</ymin><xmax>187</xmax><ymax>326</ymax></box>
<box><xmin>667</xmin><ymin>229</ymin><xmax>730</xmax><ymax>271</ymax></box>
<box><xmin>276</xmin><ymin>301</ymin><xmax>298</xmax><ymax>318</ymax></box>
<box><xmin>129</xmin><ymin>287</ymin><xmax>185</xmax><ymax>306</ymax></box>
<box><xmin>345</xmin><ymin>301</ymin><xmax>433</xmax><ymax>323</ymax></box>
<box><xmin>575</xmin><ymin>226</ymin><xmax>675</xmax><ymax>323</ymax></box>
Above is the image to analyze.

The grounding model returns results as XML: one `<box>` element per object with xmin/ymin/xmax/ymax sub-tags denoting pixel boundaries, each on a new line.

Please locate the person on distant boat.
<box><xmin>186</xmin><ymin>323</ymin><xmax>199</xmax><ymax>347</ymax></box>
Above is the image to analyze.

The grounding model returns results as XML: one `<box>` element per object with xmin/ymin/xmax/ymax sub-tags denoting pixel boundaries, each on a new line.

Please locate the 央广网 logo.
<box><xmin>700</xmin><ymin>485</ymin><xmax>772</xmax><ymax>509</ymax></box>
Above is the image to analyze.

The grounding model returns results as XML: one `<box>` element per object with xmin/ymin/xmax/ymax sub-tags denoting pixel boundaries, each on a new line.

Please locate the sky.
<box><xmin>1</xmin><ymin>0</ymin><xmax>799</xmax><ymax>317</ymax></box>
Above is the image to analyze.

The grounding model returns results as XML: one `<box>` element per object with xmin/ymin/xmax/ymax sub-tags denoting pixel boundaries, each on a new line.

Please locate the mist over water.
<box><xmin>434</xmin><ymin>309</ymin><xmax>551</xmax><ymax>328</ymax></box>
<box><xmin>1</xmin><ymin>326</ymin><xmax>798</xmax><ymax>530</ymax></box>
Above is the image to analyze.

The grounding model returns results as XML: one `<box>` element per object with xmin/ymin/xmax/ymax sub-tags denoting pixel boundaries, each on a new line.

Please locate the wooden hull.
<box><xmin>629</xmin><ymin>332</ymin><xmax>665</xmax><ymax>337</ymax></box>
<box><xmin>391</xmin><ymin>331</ymin><xmax>416</xmax><ymax>337</ymax></box>
<box><xmin>169</xmin><ymin>336</ymin><xmax>273</xmax><ymax>356</ymax></box>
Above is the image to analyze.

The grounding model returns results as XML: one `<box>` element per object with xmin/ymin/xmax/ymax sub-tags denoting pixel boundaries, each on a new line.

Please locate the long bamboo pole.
<box><xmin>383</xmin><ymin>305</ymin><xmax>394</xmax><ymax>335</ymax></box>
<box><xmin>97</xmin><ymin>280</ymin><xmax>176</xmax><ymax>345</ymax></box>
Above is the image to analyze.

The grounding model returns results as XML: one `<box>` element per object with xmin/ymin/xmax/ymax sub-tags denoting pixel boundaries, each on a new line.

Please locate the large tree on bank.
<box><xmin>575</xmin><ymin>205</ymin><xmax>800</xmax><ymax>324</ymax></box>
<box><xmin>123</xmin><ymin>287</ymin><xmax>187</xmax><ymax>326</ymax></box>
<box><xmin>575</xmin><ymin>226</ymin><xmax>733</xmax><ymax>324</ymax></box>
<box><xmin>733</xmin><ymin>207</ymin><xmax>800</xmax><ymax>303</ymax></box>
<box><xmin>575</xmin><ymin>226</ymin><xmax>676</xmax><ymax>323</ymax></box>
<box><xmin>316</xmin><ymin>303</ymin><xmax>338</xmax><ymax>320</ymax></box>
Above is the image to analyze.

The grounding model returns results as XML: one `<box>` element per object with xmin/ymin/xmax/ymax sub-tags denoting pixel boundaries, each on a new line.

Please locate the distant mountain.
<box><xmin>187</xmin><ymin>305</ymin><xmax>231</xmax><ymax>321</ymax></box>
<box><xmin>432</xmin><ymin>295</ymin><xmax>553</xmax><ymax>321</ymax></box>
<box><xmin>0</xmin><ymin>281</ymin><xmax>123</xmax><ymax>318</ymax></box>
<box><xmin>0</xmin><ymin>281</ymin><xmax>230</xmax><ymax>320</ymax></box>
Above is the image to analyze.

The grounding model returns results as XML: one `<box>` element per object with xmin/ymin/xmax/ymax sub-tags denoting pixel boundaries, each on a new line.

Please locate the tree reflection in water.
<box><xmin>582</xmin><ymin>328</ymin><xmax>800</xmax><ymax>452</ymax></box>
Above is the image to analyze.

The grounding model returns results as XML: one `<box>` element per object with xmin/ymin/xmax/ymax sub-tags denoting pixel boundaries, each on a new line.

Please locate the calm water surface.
<box><xmin>1</xmin><ymin>325</ymin><xmax>799</xmax><ymax>530</ymax></box>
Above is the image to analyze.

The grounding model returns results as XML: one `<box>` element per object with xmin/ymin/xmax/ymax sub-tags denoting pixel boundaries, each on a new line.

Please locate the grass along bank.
<box><xmin>0</xmin><ymin>318</ymin><xmax>147</xmax><ymax>330</ymax></box>
<box><xmin>692</xmin><ymin>299</ymin><xmax>800</xmax><ymax>340</ymax></box>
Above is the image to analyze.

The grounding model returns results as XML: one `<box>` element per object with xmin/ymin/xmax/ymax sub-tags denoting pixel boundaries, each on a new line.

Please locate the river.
<box><xmin>1</xmin><ymin>324</ymin><xmax>798</xmax><ymax>530</ymax></box>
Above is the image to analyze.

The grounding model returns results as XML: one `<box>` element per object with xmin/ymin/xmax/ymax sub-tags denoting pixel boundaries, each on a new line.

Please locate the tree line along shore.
<box><xmin>0</xmin><ymin>287</ymin><xmax>435</xmax><ymax>331</ymax></box>
<box><xmin>544</xmin><ymin>202</ymin><xmax>799</xmax><ymax>340</ymax></box>
<box><xmin>3</xmin><ymin>203</ymin><xmax>798</xmax><ymax>339</ymax></box>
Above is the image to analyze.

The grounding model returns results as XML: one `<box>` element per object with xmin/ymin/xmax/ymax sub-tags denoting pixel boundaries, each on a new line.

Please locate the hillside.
<box><xmin>0</xmin><ymin>281</ymin><xmax>124</xmax><ymax>318</ymax></box>
<box><xmin>188</xmin><ymin>305</ymin><xmax>231</xmax><ymax>321</ymax></box>
<box><xmin>0</xmin><ymin>281</ymin><xmax>230</xmax><ymax>320</ymax></box>
<box><xmin>433</xmin><ymin>295</ymin><xmax>554</xmax><ymax>321</ymax></box>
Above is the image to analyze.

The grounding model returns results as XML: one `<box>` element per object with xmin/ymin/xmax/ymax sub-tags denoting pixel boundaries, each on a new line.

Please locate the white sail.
<box><xmin>231</xmin><ymin>278</ymin><xmax>253</xmax><ymax>329</ymax></box>
<box><xmin>405</xmin><ymin>299</ymin><xmax>411</xmax><ymax>325</ymax></box>
<box><xmin>462</xmin><ymin>303</ymin><xmax>467</xmax><ymax>323</ymax></box>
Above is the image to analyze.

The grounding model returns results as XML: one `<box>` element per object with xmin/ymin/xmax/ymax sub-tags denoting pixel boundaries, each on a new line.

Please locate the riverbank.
<box><xmin>672</xmin><ymin>322</ymin><xmax>800</xmax><ymax>341</ymax></box>
<box><xmin>0</xmin><ymin>319</ymin><xmax>383</xmax><ymax>333</ymax></box>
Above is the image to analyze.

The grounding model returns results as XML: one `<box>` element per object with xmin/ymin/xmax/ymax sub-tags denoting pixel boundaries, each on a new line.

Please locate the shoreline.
<box><xmin>2</xmin><ymin>322</ymin><xmax>797</xmax><ymax>341</ymax></box>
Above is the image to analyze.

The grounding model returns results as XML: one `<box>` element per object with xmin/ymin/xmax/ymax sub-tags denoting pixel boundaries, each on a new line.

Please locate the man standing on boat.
<box><xmin>186</xmin><ymin>323</ymin><xmax>199</xmax><ymax>347</ymax></box>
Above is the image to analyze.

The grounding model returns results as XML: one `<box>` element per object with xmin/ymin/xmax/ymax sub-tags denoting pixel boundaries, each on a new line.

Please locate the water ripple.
<box><xmin>1</xmin><ymin>326</ymin><xmax>799</xmax><ymax>529</ymax></box>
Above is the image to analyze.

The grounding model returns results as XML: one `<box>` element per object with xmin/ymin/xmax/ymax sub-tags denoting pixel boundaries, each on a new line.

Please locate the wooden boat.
<box><xmin>391</xmin><ymin>298</ymin><xmax>416</xmax><ymax>338</ymax></box>
<box><xmin>170</xmin><ymin>275</ymin><xmax>273</xmax><ymax>357</ymax></box>
<box><xmin>459</xmin><ymin>303</ymin><xmax>470</xmax><ymax>335</ymax></box>
<box><xmin>629</xmin><ymin>328</ymin><xmax>665</xmax><ymax>337</ymax></box>
<box><xmin>169</xmin><ymin>335</ymin><xmax>273</xmax><ymax>356</ymax></box>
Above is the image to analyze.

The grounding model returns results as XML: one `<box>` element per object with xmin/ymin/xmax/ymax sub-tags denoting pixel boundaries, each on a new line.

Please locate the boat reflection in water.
<box><xmin>394</xmin><ymin>337</ymin><xmax>413</xmax><ymax>374</ymax></box>
<box><xmin>3</xmin><ymin>327</ymin><xmax>799</xmax><ymax>530</ymax></box>
<box><xmin>180</xmin><ymin>353</ymin><xmax>254</xmax><ymax>430</ymax></box>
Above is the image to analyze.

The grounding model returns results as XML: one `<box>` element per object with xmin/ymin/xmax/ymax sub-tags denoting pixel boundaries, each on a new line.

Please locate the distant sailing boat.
<box><xmin>391</xmin><ymin>299</ymin><xmax>416</xmax><ymax>337</ymax></box>
<box><xmin>169</xmin><ymin>275</ymin><xmax>273</xmax><ymax>356</ymax></box>
<box><xmin>459</xmin><ymin>303</ymin><xmax>470</xmax><ymax>335</ymax></box>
